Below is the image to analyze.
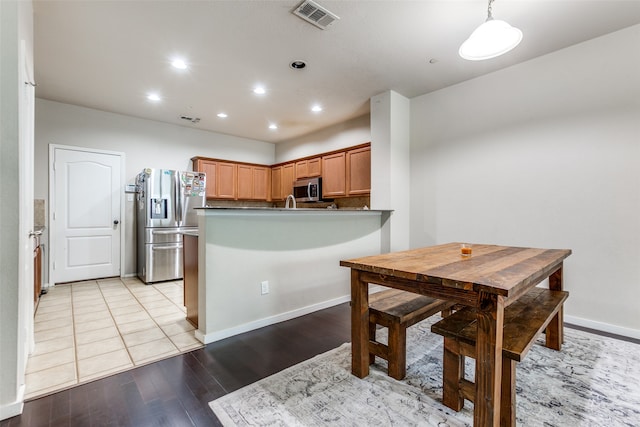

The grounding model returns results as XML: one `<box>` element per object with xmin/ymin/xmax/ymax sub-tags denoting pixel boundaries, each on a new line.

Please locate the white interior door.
<box><xmin>51</xmin><ymin>146</ymin><xmax>123</xmax><ymax>283</ymax></box>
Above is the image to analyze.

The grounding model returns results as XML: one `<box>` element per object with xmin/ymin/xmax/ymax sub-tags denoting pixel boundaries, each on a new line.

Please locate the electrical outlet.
<box><xmin>261</xmin><ymin>280</ymin><xmax>269</xmax><ymax>295</ymax></box>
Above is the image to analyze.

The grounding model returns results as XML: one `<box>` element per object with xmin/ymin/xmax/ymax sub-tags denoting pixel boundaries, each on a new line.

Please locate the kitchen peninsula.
<box><xmin>192</xmin><ymin>207</ymin><xmax>391</xmax><ymax>344</ymax></box>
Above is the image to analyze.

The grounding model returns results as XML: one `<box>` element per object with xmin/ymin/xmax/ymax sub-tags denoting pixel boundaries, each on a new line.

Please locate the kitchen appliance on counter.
<box><xmin>136</xmin><ymin>168</ymin><xmax>206</xmax><ymax>283</ymax></box>
<box><xmin>293</xmin><ymin>177</ymin><xmax>322</xmax><ymax>202</ymax></box>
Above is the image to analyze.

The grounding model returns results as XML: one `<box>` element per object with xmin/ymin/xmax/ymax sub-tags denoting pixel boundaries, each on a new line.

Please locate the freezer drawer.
<box><xmin>141</xmin><ymin>242</ymin><xmax>183</xmax><ymax>283</ymax></box>
<box><xmin>144</xmin><ymin>227</ymin><xmax>195</xmax><ymax>244</ymax></box>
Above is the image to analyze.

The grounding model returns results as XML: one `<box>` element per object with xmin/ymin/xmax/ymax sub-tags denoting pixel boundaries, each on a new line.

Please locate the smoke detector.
<box><xmin>292</xmin><ymin>0</ymin><xmax>339</xmax><ymax>30</ymax></box>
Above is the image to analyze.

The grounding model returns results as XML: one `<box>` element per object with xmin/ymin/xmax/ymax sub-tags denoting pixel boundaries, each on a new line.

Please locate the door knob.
<box><xmin>113</xmin><ymin>220</ymin><xmax>119</xmax><ymax>225</ymax></box>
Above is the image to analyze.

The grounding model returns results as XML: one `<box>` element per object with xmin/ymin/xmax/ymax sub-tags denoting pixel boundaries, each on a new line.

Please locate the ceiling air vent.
<box><xmin>180</xmin><ymin>115</ymin><xmax>200</xmax><ymax>124</ymax></box>
<box><xmin>292</xmin><ymin>0</ymin><xmax>339</xmax><ymax>30</ymax></box>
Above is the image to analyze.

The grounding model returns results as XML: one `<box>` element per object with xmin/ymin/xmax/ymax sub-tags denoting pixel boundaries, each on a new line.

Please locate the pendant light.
<box><xmin>459</xmin><ymin>0</ymin><xmax>522</xmax><ymax>61</ymax></box>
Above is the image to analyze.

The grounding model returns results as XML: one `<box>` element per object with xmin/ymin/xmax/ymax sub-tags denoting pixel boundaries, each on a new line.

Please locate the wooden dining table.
<box><xmin>340</xmin><ymin>242</ymin><xmax>571</xmax><ymax>427</ymax></box>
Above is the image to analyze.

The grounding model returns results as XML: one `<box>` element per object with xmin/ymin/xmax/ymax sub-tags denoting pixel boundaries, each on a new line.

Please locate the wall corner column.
<box><xmin>370</xmin><ymin>90</ymin><xmax>411</xmax><ymax>252</ymax></box>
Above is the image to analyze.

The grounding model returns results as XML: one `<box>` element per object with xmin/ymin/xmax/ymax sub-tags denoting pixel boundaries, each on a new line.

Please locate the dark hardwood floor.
<box><xmin>2</xmin><ymin>303</ymin><xmax>352</xmax><ymax>427</ymax></box>
<box><xmin>3</xmin><ymin>302</ymin><xmax>637</xmax><ymax>427</ymax></box>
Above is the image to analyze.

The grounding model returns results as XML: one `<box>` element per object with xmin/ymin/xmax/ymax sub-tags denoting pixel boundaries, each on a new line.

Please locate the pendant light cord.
<box><xmin>487</xmin><ymin>0</ymin><xmax>494</xmax><ymax>21</ymax></box>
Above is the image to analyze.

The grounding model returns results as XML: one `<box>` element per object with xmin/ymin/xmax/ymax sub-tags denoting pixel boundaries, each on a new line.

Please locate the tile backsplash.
<box><xmin>34</xmin><ymin>199</ymin><xmax>46</xmax><ymax>228</ymax></box>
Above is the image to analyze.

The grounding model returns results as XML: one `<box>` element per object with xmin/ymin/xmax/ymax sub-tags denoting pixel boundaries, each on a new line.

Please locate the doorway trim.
<box><xmin>48</xmin><ymin>144</ymin><xmax>126</xmax><ymax>286</ymax></box>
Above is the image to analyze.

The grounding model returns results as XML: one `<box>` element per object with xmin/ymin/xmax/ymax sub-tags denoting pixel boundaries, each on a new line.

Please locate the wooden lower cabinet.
<box><xmin>183</xmin><ymin>233</ymin><xmax>198</xmax><ymax>328</ymax></box>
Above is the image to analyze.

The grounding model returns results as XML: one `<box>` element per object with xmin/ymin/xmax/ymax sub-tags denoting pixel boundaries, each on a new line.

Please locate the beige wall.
<box><xmin>275</xmin><ymin>114</ymin><xmax>370</xmax><ymax>163</ymax></box>
<box><xmin>34</xmin><ymin>99</ymin><xmax>276</xmax><ymax>279</ymax></box>
<box><xmin>409</xmin><ymin>24</ymin><xmax>640</xmax><ymax>338</ymax></box>
<box><xmin>197</xmin><ymin>210</ymin><xmax>388</xmax><ymax>343</ymax></box>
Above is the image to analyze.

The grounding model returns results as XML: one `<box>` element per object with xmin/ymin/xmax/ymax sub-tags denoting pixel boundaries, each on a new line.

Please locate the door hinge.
<box><xmin>53</xmin><ymin>261</ymin><xmax>56</xmax><ymax>270</ymax></box>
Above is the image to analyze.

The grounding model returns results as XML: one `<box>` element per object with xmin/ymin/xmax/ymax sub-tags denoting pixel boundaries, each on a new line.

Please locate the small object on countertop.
<box><xmin>363</xmin><ymin>205</ymin><xmax>369</xmax><ymax>210</ymax></box>
<box><xmin>327</xmin><ymin>203</ymin><xmax>337</xmax><ymax>209</ymax></box>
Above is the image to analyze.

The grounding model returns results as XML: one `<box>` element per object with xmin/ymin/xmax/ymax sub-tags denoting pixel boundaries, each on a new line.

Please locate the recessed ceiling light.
<box><xmin>290</xmin><ymin>60</ymin><xmax>306</xmax><ymax>69</ymax></box>
<box><xmin>217</xmin><ymin>113</ymin><xmax>228</xmax><ymax>118</ymax></box>
<box><xmin>171</xmin><ymin>59</ymin><xmax>187</xmax><ymax>70</ymax></box>
<box><xmin>253</xmin><ymin>86</ymin><xmax>266</xmax><ymax>95</ymax></box>
<box><xmin>311</xmin><ymin>105</ymin><xmax>323</xmax><ymax>113</ymax></box>
<box><xmin>147</xmin><ymin>93</ymin><xmax>161</xmax><ymax>102</ymax></box>
<box><xmin>269</xmin><ymin>123</ymin><xmax>278</xmax><ymax>130</ymax></box>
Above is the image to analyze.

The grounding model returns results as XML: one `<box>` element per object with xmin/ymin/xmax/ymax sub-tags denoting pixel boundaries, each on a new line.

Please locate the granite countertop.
<box><xmin>196</xmin><ymin>207</ymin><xmax>391</xmax><ymax>213</ymax></box>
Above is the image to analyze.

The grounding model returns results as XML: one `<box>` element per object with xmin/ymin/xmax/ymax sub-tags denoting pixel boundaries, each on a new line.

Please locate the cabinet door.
<box><xmin>281</xmin><ymin>163</ymin><xmax>295</xmax><ymax>197</ymax></box>
<box><xmin>322</xmin><ymin>152</ymin><xmax>346</xmax><ymax>197</ymax></box>
<box><xmin>347</xmin><ymin>146</ymin><xmax>371</xmax><ymax>195</ymax></box>
<box><xmin>237</xmin><ymin>164</ymin><xmax>253</xmax><ymax>200</ymax></box>
<box><xmin>295</xmin><ymin>160</ymin><xmax>308</xmax><ymax>180</ymax></box>
<box><xmin>307</xmin><ymin>157</ymin><xmax>322</xmax><ymax>177</ymax></box>
<box><xmin>253</xmin><ymin>166</ymin><xmax>269</xmax><ymax>200</ymax></box>
<box><xmin>195</xmin><ymin>160</ymin><xmax>218</xmax><ymax>199</ymax></box>
<box><xmin>217</xmin><ymin>162</ymin><xmax>237</xmax><ymax>199</ymax></box>
<box><xmin>271</xmin><ymin>166</ymin><xmax>282</xmax><ymax>200</ymax></box>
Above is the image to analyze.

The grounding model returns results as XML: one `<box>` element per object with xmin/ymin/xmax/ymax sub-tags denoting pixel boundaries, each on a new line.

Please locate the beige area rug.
<box><xmin>210</xmin><ymin>316</ymin><xmax>640</xmax><ymax>426</ymax></box>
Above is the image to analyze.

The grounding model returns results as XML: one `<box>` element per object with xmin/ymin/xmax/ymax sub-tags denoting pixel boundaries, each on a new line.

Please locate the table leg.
<box><xmin>547</xmin><ymin>264</ymin><xmax>564</xmax><ymax>349</ymax></box>
<box><xmin>351</xmin><ymin>269</ymin><xmax>369</xmax><ymax>378</ymax></box>
<box><xmin>474</xmin><ymin>292</ymin><xmax>505</xmax><ymax>427</ymax></box>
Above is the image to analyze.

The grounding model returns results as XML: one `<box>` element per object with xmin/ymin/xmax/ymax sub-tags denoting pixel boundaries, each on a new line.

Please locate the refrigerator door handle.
<box><xmin>175</xmin><ymin>172</ymin><xmax>182</xmax><ymax>226</ymax></box>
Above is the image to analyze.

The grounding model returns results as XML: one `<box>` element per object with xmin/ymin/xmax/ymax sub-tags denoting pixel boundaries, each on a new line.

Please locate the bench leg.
<box><xmin>545</xmin><ymin>310</ymin><xmax>563</xmax><ymax>351</ymax></box>
<box><xmin>548</xmin><ymin>266</ymin><xmax>565</xmax><ymax>347</ymax></box>
<box><xmin>387</xmin><ymin>321</ymin><xmax>406</xmax><ymax>380</ymax></box>
<box><xmin>368</xmin><ymin>320</ymin><xmax>377</xmax><ymax>365</ymax></box>
<box><xmin>442</xmin><ymin>338</ymin><xmax>465</xmax><ymax>411</ymax></box>
<box><xmin>500</xmin><ymin>358</ymin><xmax>516</xmax><ymax>427</ymax></box>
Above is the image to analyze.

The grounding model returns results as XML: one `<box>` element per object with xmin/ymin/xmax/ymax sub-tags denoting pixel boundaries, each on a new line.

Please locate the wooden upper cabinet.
<box><xmin>237</xmin><ymin>165</ymin><xmax>253</xmax><ymax>200</ymax></box>
<box><xmin>281</xmin><ymin>163</ymin><xmax>295</xmax><ymax>197</ymax></box>
<box><xmin>295</xmin><ymin>157</ymin><xmax>321</xmax><ymax>180</ymax></box>
<box><xmin>216</xmin><ymin>162</ymin><xmax>237</xmax><ymax>199</ymax></box>
<box><xmin>193</xmin><ymin>143</ymin><xmax>368</xmax><ymax>201</ymax></box>
<box><xmin>237</xmin><ymin>165</ymin><xmax>269</xmax><ymax>200</ymax></box>
<box><xmin>194</xmin><ymin>159</ymin><xmax>218</xmax><ymax>199</ymax></box>
<box><xmin>271</xmin><ymin>166</ymin><xmax>283</xmax><ymax>201</ymax></box>
<box><xmin>347</xmin><ymin>146</ymin><xmax>371</xmax><ymax>196</ymax></box>
<box><xmin>253</xmin><ymin>166</ymin><xmax>269</xmax><ymax>200</ymax></box>
<box><xmin>321</xmin><ymin>152</ymin><xmax>347</xmax><ymax>197</ymax></box>
<box><xmin>192</xmin><ymin>158</ymin><xmax>236</xmax><ymax>199</ymax></box>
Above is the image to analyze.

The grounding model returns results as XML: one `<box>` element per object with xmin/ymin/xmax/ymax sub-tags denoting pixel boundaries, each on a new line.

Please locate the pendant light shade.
<box><xmin>459</xmin><ymin>0</ymin><xmax>522</xmax><ymax>61</ymax></box>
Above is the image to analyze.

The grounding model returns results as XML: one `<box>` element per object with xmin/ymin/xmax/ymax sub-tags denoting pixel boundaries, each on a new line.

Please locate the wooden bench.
<box><xmin>368</xmin><ymin>289</ymin><xmax>454</xmax><ymax>380</ymax></box>
<box><xmin>431</xmin><ymin>287</ymin><xmax>569</xmax><ymax>426</ymax></box>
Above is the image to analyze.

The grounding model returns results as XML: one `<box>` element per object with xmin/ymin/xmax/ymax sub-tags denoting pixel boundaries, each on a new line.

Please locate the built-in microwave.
<box><xmin>293</xmin><ymin>177</ymin><xmax>322</xmax><ymax>202</ymax></box>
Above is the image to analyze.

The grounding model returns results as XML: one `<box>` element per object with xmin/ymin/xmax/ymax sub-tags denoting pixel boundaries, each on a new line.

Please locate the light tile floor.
<box><xmin>25</xmin><ymin>277</ymin><xmax>203</xmax><ymax>399</ymax></box>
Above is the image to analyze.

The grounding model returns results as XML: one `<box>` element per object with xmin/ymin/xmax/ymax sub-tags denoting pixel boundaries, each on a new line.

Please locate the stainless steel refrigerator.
<box><xmin>135</xmin><ymin>168</ymin><xmax>206</xmax><ymax>283</ymax></box>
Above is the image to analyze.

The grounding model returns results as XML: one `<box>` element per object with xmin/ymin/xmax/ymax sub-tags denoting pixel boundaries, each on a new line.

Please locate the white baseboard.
<box><xmin>0</xmin><ymin>384</ymin><xmax>24</xmax><ymax>421</ymax></box>
<box><xmin>196</xmin><ymin>295</ymin><xmax>351</xmax><ymax>344</ymax></box>
<box><xmin>565</xmin><ymin>315</ymin><xmax>640</xmax><ymax>340</ymax></box>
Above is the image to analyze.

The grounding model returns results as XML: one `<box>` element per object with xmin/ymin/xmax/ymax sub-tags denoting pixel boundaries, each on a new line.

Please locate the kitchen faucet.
<box><xmin>285</xmin><ymin>194</ymin><xmax>296</xmax><ymax>209</ymax></box>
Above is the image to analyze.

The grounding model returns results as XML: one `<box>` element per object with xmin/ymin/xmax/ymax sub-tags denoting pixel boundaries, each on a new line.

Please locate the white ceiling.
<box><xmin>33</xmin><ymin>1</ymin><xmax>640</xmax><ymax>144</ymax></box>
